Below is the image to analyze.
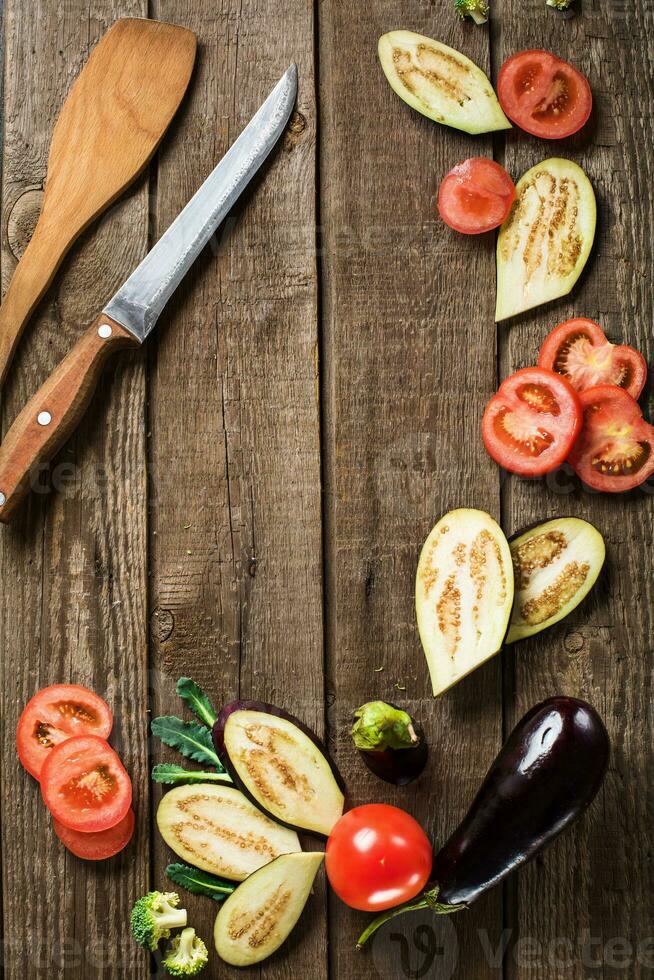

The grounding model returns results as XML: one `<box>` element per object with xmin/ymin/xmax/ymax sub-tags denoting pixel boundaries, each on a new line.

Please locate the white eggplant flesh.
<box><xmin>156</xmin><ymin>784</ymin><xmax>300</xmax><ymax>882</ymax></box>
<box><xmin>496</xmin><ymin>158</ymin><xmax>596</xmax><ymax>322</ymax></box>
<box><xmin>378</xmin><ymin>31</ymin><xmax>511</xmax><ymax>135</ymax></box>
<box><xmin>416</xmin><ymin>509</ymin><xmax>514</xmax><ymax>696</ymax></box>
<box><xmin>214</xmin><ymin>852</ymin><xmax>324</xmax><ymax>967</ymax></box>
<box><xmin>507</xmin><ymin>517</ymin><xmax>605</xmax><ymax>643</ymax></box>
<box><xmin>221</xmin><ymin>709</ymin><xmax>344</xmax><ymax>836</ymax></box>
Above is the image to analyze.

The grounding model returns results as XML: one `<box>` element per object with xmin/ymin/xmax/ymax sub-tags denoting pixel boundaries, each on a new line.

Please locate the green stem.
<box><xmin>356</xmin><ymin>887</ymin><xmax>466</xmax><ymax>949</ymax></box>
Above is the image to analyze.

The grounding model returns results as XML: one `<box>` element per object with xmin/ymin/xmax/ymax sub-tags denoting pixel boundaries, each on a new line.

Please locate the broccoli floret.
<box><xmin>163</xmin><ymin>927</ymin><xmax>209</xmax><ymax>977</ymax></box>
<box><xmin>130</xmin><ymin>891</ymin><xmax>188</xmax><ymax>951</ymax></box>
<box><xmin>455</xmin><ymin>0</ymin><xmax>489</xmax><ymax>24</ymax></box>
<box><xmin>547</xmin><ymin>0</ymin><xmax>574</xmax><ymax>8</ymax></box>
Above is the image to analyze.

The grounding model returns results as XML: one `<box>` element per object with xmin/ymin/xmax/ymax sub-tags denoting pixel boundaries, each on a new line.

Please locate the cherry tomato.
<box><xmin>482</xmin><ymin>366</ymin><xmax>582</xmax><ymax>476</ymax></box>
<box><xmin>497</xmin><ymin>49</ymin><xmax>592</xmax><ymax>139</ymax></box>
<box><xmin>40</xmin><ymin>735</ymin><xmax>132</xmax><ymax>833</ymax></box>
<box><xmin>325</xmin><ymin>804</ymin><xmax>432</xmax><ymax>912</ymax></box>
<box><xmin>538</xmin><ymin>318</ymin><xmax>647</xmax><ymax>400</ymax></box>
<box><xmin>568</xmin><ymin>385</ymin><xmax>654</xmax><ymax>492</ymax></box>
<box><xmin>16</xmin><ymin>684</ymin><xmax>113</xmax><ymax>780</ymax></box>
<box><xmin>438</xmin><ymin>158</ymin><xmax>516</xmax><ymax>234</ymax></box>
<box><xmin>53</xmin><ymin>808</ymin><xmax>135</xmax><ymax>861</ymax></box>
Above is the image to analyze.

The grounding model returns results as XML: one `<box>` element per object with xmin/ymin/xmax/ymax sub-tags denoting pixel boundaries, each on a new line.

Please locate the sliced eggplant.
<box><xmin>496</xmin><ymin>158</ymin><xmax>596</xmax><ymax>322</ymax></box>
<box><xmin>506</xmin><ymin>517</ymin><xmax>605</xmax><ymax>644</ymax></box>
<box><xmin>378</xmin><ymin>31</ymin><xmax>511</xmax><ymax>135</ymax></box>
<box><xmin>214</xmin><ymin>852</ymin><xmax>324</xmax><ymax>967</ymax></box>
<box><xmin>156</xmin><ymin>784</ymin><xmax>300</xmax><ymax>882</ymax></box>
<box><xmin>416</xmin><ymin>509</ymin><xmax>514</xmax><ymax>696</ymax></box>
<box><xmin>213</xmin><ymin>701</ymin><xmax>345</xmax><ymax>837</ymax></box>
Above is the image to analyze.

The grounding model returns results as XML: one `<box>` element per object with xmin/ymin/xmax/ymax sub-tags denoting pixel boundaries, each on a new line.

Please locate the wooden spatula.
<box><xmin>0</xmin><ymin>17</ymin><xmax>196</xmax><ymax>388</ymax></box>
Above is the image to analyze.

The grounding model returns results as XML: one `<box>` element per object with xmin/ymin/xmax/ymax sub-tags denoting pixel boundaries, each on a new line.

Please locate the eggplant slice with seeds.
<box><xmin>213</xmin><ymin>701</ymin><xmax>345</xmax><ymax>837</ymax></box>
<box><xmin>416</xmin><ymin>509</ymin><xmax>514</xmax><ymax>696</ymax></box>
<box><xmin>506</xmin><ymin>517</ymin><xmax>605</xmax><ymax>644</ymax></box>
<box><xmin>378</xmin><ymin>31</ymin><xmax>511</xmax><ymax>135</ymax></box>
<box><xmin>156</xmin><ymin>784</ymin><xmax>300</xmax><ymax>881</ymax></box>
<box><xmin>214</xmin><ymin>852</ymin><xmax>324</xmax><ymax>967</ymax></box>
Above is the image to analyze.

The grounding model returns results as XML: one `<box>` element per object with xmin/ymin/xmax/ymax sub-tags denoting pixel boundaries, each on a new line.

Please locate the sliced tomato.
<box><xmin>40</xmin><ymin>735</ymin><xmax>132</xmax><ymax>833</ymax></box>
<box><xmin>497</xmin><ymin>50</ymin><xmax>592</xmax><ymax>139</ymax></box>
<box><xmin>538</xmin><ymin>318</ymin><xmax>647</xmax><ymax>400</ymax></box>
<box><xmin>482</xmin><ymin>366</ymin><xmax>582</xmax><ymax>476</ymax></box>
<box><xmin>17</xmin><ymin>684</ymin><xmax>113</xmax><ymax>780</ymax></box>
<box><xmin>568</xmin><ymin>385</ymin><xmax>654</xmax><ymax>492</ymax></box>
<box><xmin>53</xmin><ymin>808</ymin><xmax>135</xmax><ymax>861</ymax></box>
<box><xmin>438</xmin><ymin>158</ymin><xmax>516</xmax><ymax>234</ymax></box>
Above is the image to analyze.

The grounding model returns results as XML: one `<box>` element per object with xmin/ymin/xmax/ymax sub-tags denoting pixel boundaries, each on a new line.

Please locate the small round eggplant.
<box><xmin>213</xmin><ymin>700</ymin><xmax>345</xmax><ymax>837</ymax></box>
<box><xmin>351</xmin><ymin>702</ymin><xmax>428</xmax><ymax>786</ymax></box>
<box><xmin>357</xmin><ymin>696</ymin><xmax>609</xmax><ymax>946</ymax></box>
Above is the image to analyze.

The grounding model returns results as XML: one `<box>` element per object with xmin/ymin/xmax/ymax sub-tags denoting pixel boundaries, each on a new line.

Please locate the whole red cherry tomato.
<box><xmin>325</xmin><ymin>804</ymin><xmax>432</xmax><ymax>912</ymax></box>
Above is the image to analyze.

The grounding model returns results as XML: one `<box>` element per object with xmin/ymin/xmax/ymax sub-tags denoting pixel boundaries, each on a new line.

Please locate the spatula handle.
<box><xmin>0</xmin><ymin>314</ymin><xmax>138</xmax><ymax>523</ymax></box>
<box><xmin>0</xmin><ymin>221</ymin><xmax>66</xmax><ymax>387</ymax></box>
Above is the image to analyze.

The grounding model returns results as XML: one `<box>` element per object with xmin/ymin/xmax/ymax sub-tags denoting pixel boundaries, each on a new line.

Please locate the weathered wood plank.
<box><xmin>318</xmin><ymin>6</ymin><xmax>504</xmax><ymax>976</ymax></box>
<box><xmin>148</xmin><ymin>2</ymin><xmax>325</xmax><ymax>978</ymax></box>
<box><xmin>0</xmin><ymin>3</ymin><xmax>151</xmax><ymax>979</ymax></box>
<box><xmin>495</xmin><ymin>2</ymin><xmax>654</xmax><ymax>976</ymax></box>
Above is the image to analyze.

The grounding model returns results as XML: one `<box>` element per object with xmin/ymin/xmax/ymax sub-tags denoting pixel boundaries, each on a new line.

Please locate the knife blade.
<box><xmin>0</xmin><ymin>65</ymin><xmax>297</xmax><ymax>523</ymax></box>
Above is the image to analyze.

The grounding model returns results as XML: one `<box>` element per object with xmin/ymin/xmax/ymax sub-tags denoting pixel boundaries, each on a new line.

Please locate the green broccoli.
<box><xmin>454</xmin><ymin>0</ymin><xmax>489</xmax><ymax>24</ymax></box>
<box><xmin>163</xmin><ymin>927</ymin><xmax>209</xmax><ymax>977</ymax></box>
<box><xmin>130</xmin><ymin>891</ymin><xmax>188</xmax><ymax>951</ymax></box>
<box><xmin>546</xmin><ymin>0</ymin><xmax>574</xmax><ymax>8</ymax></box>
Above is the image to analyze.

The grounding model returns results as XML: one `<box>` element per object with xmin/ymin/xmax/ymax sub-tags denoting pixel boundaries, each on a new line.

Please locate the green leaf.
<box><xmin>166</xmin><ymin>863</ymin><xmax>236</xmax><ymax>902</ymax></box>
<box><xmin>151</xmin><ymin>763</ymin><xmax>231</xmax><ymax>786</ymax></box>
<box><xmin>151</xmin><ymin>716</ymin><xmax>222</xmax><ymax>768</ymax></box>
<box><xmin>176</xmin><ymin>677</ymin><xmax>218</xmax><ymax>728</ymax></box>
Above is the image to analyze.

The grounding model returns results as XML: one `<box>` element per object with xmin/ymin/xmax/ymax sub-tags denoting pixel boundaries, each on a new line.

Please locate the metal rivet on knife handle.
<box><xmin>37</xmin><ymin>411</ymin><xmax>52</xmax><ymax>427</ymax></box>
<box><xmin>98</xmin><ymin>324</ymin><xmax>113</xmax><ymax>339</ymax></box>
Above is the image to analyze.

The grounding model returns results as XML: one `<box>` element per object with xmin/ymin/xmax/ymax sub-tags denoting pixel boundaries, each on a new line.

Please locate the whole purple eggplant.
<box><xmin>357</xmin><ymin>696</ymin><xmax>609</xmax><ymax>946</ymax></box>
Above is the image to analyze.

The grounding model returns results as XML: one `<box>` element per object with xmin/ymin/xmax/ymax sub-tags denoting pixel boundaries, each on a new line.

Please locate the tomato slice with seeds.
<box><xmin>40</xmin><ymin>735</ymin><xmax>132</xmax><ymax>833</ymax></box>
<box><xmin>568</xmin><ymin>385</ymin><xmax>654</xmax><ymax>492</ymax></box>
<box><xmin>482</xmin><ymin>367</ymin><xmax>582</xmax><ymax>476</ymax></box>
<box><xmin>16</xmin><ymin>684</ymin><xmax>113</xmax><ymax>780</ymax></box>
<box><xmin>53</xmin><ymin>808</ymin><xmax>135</xmax><ymax>861</ymax></box>
<box><xmin>538</xmin><ymin>318</ymin><xmax>647</xmax><ymax>400</ymax></box>
<box><xmin>497</xmin><ymin>49</ymin><xmax>592</xmax><ymax>139</ymax></box>
<box><xmin>438</xmin><ymin>158</ymin><xmax>516</xmax><ymax>234</ymax></box>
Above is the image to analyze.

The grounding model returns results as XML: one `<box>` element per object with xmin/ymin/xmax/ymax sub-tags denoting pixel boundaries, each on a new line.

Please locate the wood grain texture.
<box><xmin>0</xmin><ymin>3</ymin><xmax>151</xmax><ymax>978</ymax></box>
<box><xmin>0</xmin><ymin>17</ymin><xmax>196</xmax><ymax>386</ymax></box>
<box><xmin>0</xmin><ymin>315</ymin><xmax>138</xmax><ymax>523</ymax></box>
<box><xmin>318</xmin><ymin>5</ymin><xmax>504</xmax><ymax>976</ymax></box>
<box><xmin>147</xmin><ymin>2</ymin><xmax>325</xmax><ymax>978</ymax></box>
<box><xmin>495</xmin><ymin>1</ymin><xmax>654</xmax><ymax>977</ymax></box>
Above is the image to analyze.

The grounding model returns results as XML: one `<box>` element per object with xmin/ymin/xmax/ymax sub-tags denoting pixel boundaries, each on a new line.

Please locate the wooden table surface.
<box><xmin>1</xmin><ymin>1</ymin><xmax>652</xmax><ymax>978</ymax></box>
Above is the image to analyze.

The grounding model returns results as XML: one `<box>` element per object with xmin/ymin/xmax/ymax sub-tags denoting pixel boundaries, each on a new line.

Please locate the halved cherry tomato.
<box><xmin>438</xmin><ymin>158</ymin><xmax>516</xmax><ymax>234</ymax></box>
<box><xmin>40</xmin><ymin>735</ymin><xmax>132</xmax><ymax>833</ymax></box>
<box><xmin>538</xmin><ymin>318</ymin><xmax>647</xmax><ymax>400</ymax></box>
<box><xmin>568</xmin><ymin>385</ymin><xmax>654</xmax><ymax>492</ymax></box>
<box><xmin>325</xmin><ymin>804</ymin><xmax>432</xmax><ymax>912</ymax></box>
<box><xmin>497</xmin><ymin>50</ymin><xmax>592</xmax><ymax>139</ymax></box>
<box><xmin>482</xmin><ymin>367</ymin><xmax>582</xmax><ymax>476</ymax></box>
<box><xmin>53</xmin><ymin>808</ymin><xmax>135</xmax><ymax>861</ymax></box>
<box><xmin>16</xmin><ymin>684</ymin><xmax>113</xmax><ymax>780</ymax></box>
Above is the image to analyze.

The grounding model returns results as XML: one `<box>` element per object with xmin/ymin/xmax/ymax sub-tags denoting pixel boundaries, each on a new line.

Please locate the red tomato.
<box><xmin>538</xmin><ymin>318</ymin><xmax>647</xmax><ymax>400</ymax></box>
<box><xmin>438</xmin><ymin>158</ymin><xmax>516</xmax><ymax>234</ymax></box>
<box><xmin>16</xmin><ymin>684</ymin><xmax>113</xmax><ymax>780</ymax></box>
<box><xmin>325</xmin><ymin>804</ymin><xmax>432</xmax><ymax>912</ymax></box>
<box><xmin>53</xmin><ymin>808</ymin><xmax>135</xmax><ymax>861</ymax></box>
<box><xmin>568</xmin><ymin>385</ymin><xmax>654</xmax><ymax>492</ymax></box>
<box><xmin>40</xmin><ymin>735</ymin><xmax>132</xmax><ymax>833</ymax></box>
<box><xmin>482</xmin><ymin>367</ymin><xmax>582</xmax><ymax>476</ymax></box>
<box><xmin>497</xmin><ymin>50</ymin><xmax>592</xmax><ymax>139</ymax></box>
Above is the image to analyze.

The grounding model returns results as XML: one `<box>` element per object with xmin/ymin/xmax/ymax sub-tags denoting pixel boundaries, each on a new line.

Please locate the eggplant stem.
<box><xmin>407</xmin><ymin>723</ymin><xmax>419</xmax><ymax>744</ymax></box>
<box><xmin>356</xmin><ymin>890</ymin><xmax>466</xmax><ymax>949</ymax></box>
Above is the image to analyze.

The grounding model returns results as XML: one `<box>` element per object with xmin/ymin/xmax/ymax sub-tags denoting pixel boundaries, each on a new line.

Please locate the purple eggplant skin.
<box><xmin>352</xmin><ymin>702</ymin><xmax>428</xmax><ymax>786</ymax></box>
<box><xmin>212</xmin><ymin>699</ymin><xmax>346</xmax><ymax>805</ymax></box>
<box><xmin>359</xmin><ymin>733</ymin><xmax>428</xmax><ymax>786</ymax></box>
<box><xmin>431</xmin><ymin>696</ymin><xmax>610</xmax><ymax>907</ymax></box>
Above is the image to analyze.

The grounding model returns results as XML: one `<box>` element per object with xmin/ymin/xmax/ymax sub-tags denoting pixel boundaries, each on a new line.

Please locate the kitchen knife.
<box><xmin>0</xmin><ymin>64</ymin><xmax>297</xmax><ymax>524</ymax></box>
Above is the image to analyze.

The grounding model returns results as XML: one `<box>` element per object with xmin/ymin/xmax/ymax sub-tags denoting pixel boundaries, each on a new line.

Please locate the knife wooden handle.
<box><xmin>0</xmin><ymin>314</ymin><xmax>138</xmax><ymax>523</ymax></box>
